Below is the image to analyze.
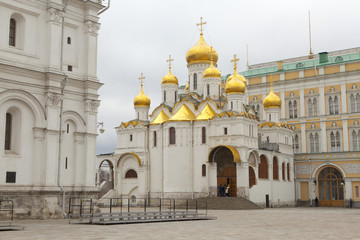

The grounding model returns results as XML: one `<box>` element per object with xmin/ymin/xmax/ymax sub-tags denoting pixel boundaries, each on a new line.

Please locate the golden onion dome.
<box><xmin>263</xmin><ymin>82</ymin><xmax>281</xmax><ymax>109</ymax></box>
<box><xmin>134</xmin><ymin>87</ymin><xmax>151</xmax><ymax>107</ymax></box>
<box><xmin>225</xmin><ymin>68</ymin><xmax>245</xmax><ymax>95</ymax></box>
<box><xmin>161</xmin><ymin>69</ymin><xmax>178</xmax><ymax>85</ymax></box>
<box><xmin>203</xmin><ymin>62</ymin><xmax>221</xmax><ymax>78</ymax></box>
<box><xmin>186</xmin><ymin>34</ymin><xmax>218</xmax><ymax>65</ymax></box>
<box><xmin>226</xmin><ymin>72</ymin><xmax>247</xmax><ymax>85</ymax></box>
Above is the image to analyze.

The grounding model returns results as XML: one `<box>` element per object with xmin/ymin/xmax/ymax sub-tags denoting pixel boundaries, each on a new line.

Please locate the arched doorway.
<box><xmin>317</xmin><ymin>167</ymin><xmax>344</xmax><ymax>207</ymax></box>
<box><xmin>99</xmin><ymin>160</ymin><xmax>114</xmax><ymax>189</ymax></box>
<box><xmin>209</xmin><ymin>146</ymin><xmax>240</xmax><ymax>197</ymax></box>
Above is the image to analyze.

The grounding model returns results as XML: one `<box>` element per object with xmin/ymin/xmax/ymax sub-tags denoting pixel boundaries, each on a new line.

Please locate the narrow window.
<box><xmin>193</xmin><ymin>73</ymin><xmax>197</xmax><ymax>90</ymax></box>
<box><xmin>4</xmin><ymin>113</ymin><xmax>12</xmax><ymax>150</ymax></box>
<box><xmin>310</xmin><ymin>133</ymin><xmax>314</xmax><ymax>153</ymax></box>
<box><xmin>315</xmin><ymin>133</ymin><xmax>319</xmax><ymax>152</ymax></box>
<box><xmin>256</xmin><ymin>104</ymin><xmax>260</xmax><ymax>118</ymax></box>
<box><xmin>65</xmin><ymin>157</ymin><xmax>68</xmax><ymax>169</ymax></box>
<box><xmin>68</xmin><ymin>65</ymin><xmax>73</xmax><ymax>71</ymax></box>
<box><xmin>67</xmin><ymin>124</ymin><xmax>69</xmax><ymax>133</ymax></box>
<box><xmin>289</xmin><ymin>101</ymin><xmax>293</xmax><ymax>118</ymax></box>
<box><xmin>282</xmin><ymin>162</ymin><xmax>285</xmax><ymax>180</ymax></box>
<box><xmin>207</xmin><ymin>84</ymin><xmax>210</xmax><ymax>96</ymax></box>
<box><xmin>67</xmin><ymin>37</ymin><xmax>71</xmax><ymax>44</ymax></box>
<box><xmin>153</xmin><ymin>131</ymin><xmax>157</xmax><ymax>147</ymax></box>
<box><xmin>6</xmin><ymin>172</ymin><xmax>16</xmax><ymax>183</ymax></box>
<box><xmin>329</xmin><ymin>96</ymin><xmax>334</xmax><ymax>115</ymax></box>
<box><xmin>201</xmin><ymin>127</ymin><xmax>206</xmax><ymax>144</ymax></box>
<box><xmin>269</xmin><ymin>114</ymin><xmax>271</xmax><ymax>121</ymax></box>
<box><xmin>294</xmin><ymin>134</ymin><xmax>299</xmax><ymax>153</ymax></box>
<box><xmin>231</xmin><ymin>102</ymin><xmax>233</xmax><ymax>110</ymax></box>
<box><xmin>125</xmin><ymin>169</ymin><xmax>138</xmax><ymax>178</ymax></box>
<box><xmin>202</xmin><ymin>164</ymin><xmax>206</xmax><ymax>177</ymax></box>
<box><xmin>169</xmin><ymin>127</ymin><xmax>176</xmax><ymax>145</ymax></box>
<box><xmin>293</xmin><ymin>100</ymin><xmax>298</xmax><ymax>118</ymax></box>
<box><xmin>249</xmin><ymin>167</ymin><xmax>256</xmax><ymax>188</ymax></box>
<box><xmin>175</xmin><ymin>91</ymin><xmax>177</xmax><ymax>102</ymax></box>
<box><xmin>9</xmin><ymin>18</ymin><xmax>16</xmax><ymax>46</ymax></box>
<box><xmin>308</xmin><ymin>99</ymin><xmax>313</xmax><ymax>117</ymax></box>
<box><xmin>313</xmin><ymin>98</ymin><xmax>318</xmax><ymax>116</ymax></box>
<box><xmin>334</xmin><ymin>96</ymin><xmax>339</xmax><ymax>114</ymax></box>
<box><xmin>287</xmin><ymin>163</ymin><xmax>290</xmax><ymax>181</ymax></box>
<box><xmin>259</xmin><ymin>156</ymin><xmax>268</xmax><ymax>179</ymax></box>
<box><xmin>273</xmin><ymin>157</ymin><xmax>279</xmax><ymax>180</ymax></box>
<box><xmin>330</xmin><ymin>132</ymin><xmax>335</xmax><ymax>152</ymax></box>
<box><xmin>352</xmin><ymin>130</ymin><xmax>357</xmax><ymax>151</ymax></box>
<box><xmin>224</xmin><ymin>127</ymin><xmax>227</xmax><ymax>135</ymax></box>
<box><xmin>130</xmin><ymin>134</ymin><xmax>133</xmax><ymax>142</ymax></box>
<box><xmin>351</xmin><ymin>94</ymin><xmax>356</xmax><ymax>112</ymax></box>
<box><xmin>357</xmin><ymin>94</ymin><xmax>360</xmax><ymax>112</ymax></box>
<box><xmin>336</xmin><ymin>131</ymin><xmax>341</xmax><ymax>152</ymax></box>
<box><xmin>164</xmin><ymin>91</ymin><xmax>166</xmax><ymax>102</ymax></box>
<box><xmin>356</xmin><ymin>186</ymin><xmax>359</xmax><ymax>197</ymax></box>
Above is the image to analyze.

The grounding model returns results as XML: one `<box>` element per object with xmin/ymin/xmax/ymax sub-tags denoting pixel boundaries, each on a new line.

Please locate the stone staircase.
<box><xmin>197</xmin><ymin>197</ymin><xmax>262</xmax><ymax>210</ymax></box>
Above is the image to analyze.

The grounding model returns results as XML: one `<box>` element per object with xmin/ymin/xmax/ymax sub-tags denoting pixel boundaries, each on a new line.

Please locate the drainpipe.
<box><xmin>57</xmin><ymin>0</ymin><xmax>70</xmax><ymax>218</ymax></box>
<box><xmin>190</xmin><ymin>121</ymin><xmax>194</xmax><ymax>199</ymax></box>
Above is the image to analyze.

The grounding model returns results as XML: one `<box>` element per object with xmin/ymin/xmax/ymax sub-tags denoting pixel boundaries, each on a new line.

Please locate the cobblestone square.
<box><xmin>2</xmin><ymin>208</ymin><xmax>360</xmax><ymax>240</ymax></box>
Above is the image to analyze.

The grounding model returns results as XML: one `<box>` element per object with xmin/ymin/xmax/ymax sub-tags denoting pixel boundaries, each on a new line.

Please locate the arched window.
<box><xmin>193</xmin><ymin>73</ymin><xmax>197</xmax><ymax>90</ymax></box>
<box><xmin>130</xmin><ymin>134</ymin><xmax>133</xmax><ymax>141</ymax></box>
<box><xmin>249</xmin><ymin>166</ymin><xmax>256</xmax><ymax>188</ymax></box>
<box><xmin>330</xmin><ymin>132</ymin><xmax>335</xmax><ymax>152</ymax></box>
<box><xmin>153</xmin><ymin>131</ymin><xmax>157</xmax><ymax>147</ymax></box>
<box><xmin>231</xmin><ymin>101</ymin><xmax>233</xmax><ymax>110</ymax></box>
<box><xmin>329</xmin><ymin>96</ymin><xmax>334</xmax><ymax>115</ymax></box>
<box><xmin>356</xmin><ymin>94</ymin><xmax>360</xmax><ymax>112</ymax></box>
<box><xmin>169</xmin><ymin>127</ymin><xmax>176</xmax><ymax>145</ymax></box>
<box><xmin>335</xmin><ymin>56</ymin><xmax>343</xmax><ymax>62</ymax></box>
<box><xmin>164</xmin><ymin>91</ymin><xmax>166</xmax><ymax>102</ymax></box>
<box><xmin>67</xmin><ymin>37</ymin><xmax>71</xmax><ymax>44</ymax></box>
<box><xmin>336</xmin><ymin>131</ymin><xmax>341</xmax><ymax>152</ymax></box>
<box><xmin>350</xmin><ymin>94</ymin><xmax>356</xmax><ymax>112</ymax></box>
<box><xmin>258</xmin><ymin>156</ymin><xmax>268</xmax><ymax>179</ymax></box>
<box><xmin>315</xmin><ymin>133</ymin><xmax>319</xmax><ymax>152</ymax></box>
<box><xmin>293</xmin><ymin>134</ymin><xmax>299</xmax><ymax>153</ymax></box>
<box><xmin>202</xmin><ymin>164</ymin><xmax>206</xmax><ymax>177</ymax></box>
<box><xmin>273</xmin><ymin>157</ymin><xmax>279</xmax><ymax>180</ymax></box>
<box><xmin>4</xmin><ymin>113</ymin><xmax>12</xmax><ymax>150</ymax></box>
<box><xmin>282</xmin><ymin>162</ymin><xmax>285</xmax><ymax>180</ymax></box>
<box><xmin>9</xmin><ymin>18</ymin><xmax>16</xmax><ymax>46</ymax></box>
<box><xmin>175</xmin><ymin>91</ymin><xmax>177</xmax><ymax>102</ymax></box>
<box><xmin>334</xmin><ymin>96</ymin><xmax>339</xmax><ymax>114</ymax></box>
<box><xmin>352</xmin><ymin>130</ymin><xmax>357</xmax><ymax>151</ymax></box>
<box><xmin>289</xmin><ymin>101</ymin><xmax>293</xmax><ymax>118</ymax></box>
<box><xmin>287</xmin><ymin>163</ymin><xmax>290</xmax><ymax>181</ymax></box>
<box><xmin>308</xmin><ymin>99</ymin><xmax>313</xmax><ymax>117</ymax></box>
<box><xmin>207</xmin><ymin>84</ymin><xmax>210</xmax><ymax>96</ymax></box>
<box><xmin>201</xmin><ymin>127</ymin><xmax>206</xmax><ymax>144</ymax></box>
<box><xmin>310</xmin><ymin>133</ymin><xmax>314</xmax><ymax>153</ymax></box>
<box><xmin>293</xmin><ymin>100</ymin><xmax>298</xmax><ymax>118</ymax></box>
<box><xmin>313</xmin><ymin>98</ymin><xmax>318</xmax><ymax>116</ymax></box>
<box><xmin>125</xmin><ymin>169</ymin><xmax>138</xmax><ymax>178</ymax></box>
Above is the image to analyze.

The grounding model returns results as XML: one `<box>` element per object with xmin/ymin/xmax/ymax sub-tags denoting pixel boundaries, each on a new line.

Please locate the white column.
<box><xmin>47</xmin><ymin>6</ymin><xmax>63</xmax><ymax>72</ymax></box>
<box><xmin>33</xmin><ymin>128</ymin><xmax>46</xmax><ymax>185</ymax></box>
<box><xmin>341</xmin><ymin>81</ymin><xmax>347</xmax><ymax>114</ymax></box>
<box><xmin>343</xmin><ymin>120</ymin><xmax>349</xmax><ymax>151</ymax></box>
<box><xmin>319</xmin><ymin>85</ymin><xmax>325</xmax><ymax>115</ymax></box>
<box><xmin>320</xmin><ymin>121</ymin><xmax>327</xmax><ymax>152</ymax></box>
<box><xmin>301</xmin><ymin>123</ymin><xmax>306</xmax><ymax>153</ymax></box>
<box><xmin>84</xmin><ymin>20</ymin><xmax>100</xmax><ymax>80</ymax></box>
<box><xmin>300</xmin><ymin>88</ymin><xmax>305</xmax><ymax>117</ymax></box>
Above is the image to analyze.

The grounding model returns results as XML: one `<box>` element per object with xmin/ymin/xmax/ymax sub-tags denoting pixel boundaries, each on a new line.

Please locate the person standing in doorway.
<box><xmin>218</xmin><ymin>184</ymin><xmax>223</xmax><ymax>197</ymax></box>
<box><xmin>225</xmin><ymin>185</ymin><xmax>230</xmax><ymax>197</ymax></box>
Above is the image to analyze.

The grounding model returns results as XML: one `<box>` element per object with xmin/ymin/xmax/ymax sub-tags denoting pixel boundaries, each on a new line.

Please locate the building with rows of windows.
<box><xmin>245</xmin><ymin>48</ymin><xmax>360</xmax><ymax>207</ymax></box>
<box><xmin>0</xmin><ymin>0</ymin><xmax>108</xmax><ymax>217</ymax></box>
<box><xmin>97</xmin><ymin>22</ymin><xmax>295</xmax><ymax>207</ymax></box>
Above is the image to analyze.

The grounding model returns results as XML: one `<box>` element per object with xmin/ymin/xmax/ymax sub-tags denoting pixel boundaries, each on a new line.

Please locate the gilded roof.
<box><xmin>169</xmin><ymin>104</ymin><xmax>196</xmax><ymax>121</ymax></box>
<box><xmin>259</xmin><ymin>121</ymin><xmax>294</xmax><ymax>130</ymax></box>
<box><xmin>263</xmin><ymin>82</ymin><xmax>281</xmax><ymax>109</ymax></box>
<box><xmin>196</xmin><ymin>104</ymin><xmax>216</xmax><ymax>120</ymax></box>
<box><xmin>186</xmin><ymin>34</ymin><xmax>218</xmax><ymax>65</ymax></box>
<box><xmin>150</xmin><ymin>110</ymin><xmax>169</xmax><ymax>125</ymax></box>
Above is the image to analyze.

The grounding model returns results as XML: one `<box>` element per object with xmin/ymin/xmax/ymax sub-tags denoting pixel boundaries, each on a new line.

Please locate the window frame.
<box><xmin>9</xmin><ymin>18</ymin><xmax>16</xmax><ymax>46</ymax></box>
<box><xmin>169</xmin><ymin>127</ymin><xmax>176</xmax><ymax>145</ymax></box>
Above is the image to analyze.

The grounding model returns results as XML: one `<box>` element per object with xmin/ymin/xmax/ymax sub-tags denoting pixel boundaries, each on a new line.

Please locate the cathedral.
<box><xmin>97</xmin><ymin>20</ymin><xmax>295</xmax><ymax>207</ymax></box>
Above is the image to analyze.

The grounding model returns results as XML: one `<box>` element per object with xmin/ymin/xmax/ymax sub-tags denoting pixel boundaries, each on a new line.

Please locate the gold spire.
<box><xmin>134</xmin><ymin>72</ymin><xmax>151</xmax><ymax>107</ymax></box>
<box><xmin>162</xmin><ymin>55</ymin><xmax>178</xmax><ymax>85</ymax></box>
<box><xmin>197</xmin><ymin>17</ymin><xmax>207</xmax><ymax>35</ymax></box>
<box><xmin>225</xmin><ymin>54</ymin><xmax>245</xmax><ymax>95</ymax></box>
<box><xmin>263</xmin><ymin>74</ymin><xmax>281</xmax><ymax>109</ymax></box>
<box><xmin>308</xmin><ymin>10</ymin><xmax>313</xmax><ymax>59</ymax></box>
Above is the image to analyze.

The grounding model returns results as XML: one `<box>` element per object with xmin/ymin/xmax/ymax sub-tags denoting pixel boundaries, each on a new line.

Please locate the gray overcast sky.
<box><xmin>96</xmin><ymin>0</ymin><xmax>360</xmax><ymax>154</ymax></box>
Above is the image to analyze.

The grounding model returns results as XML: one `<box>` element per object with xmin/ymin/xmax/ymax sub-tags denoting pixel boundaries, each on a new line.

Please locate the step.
<box><xmin>197</xmin><ymin>197</ymin><xmax>262</xmax><ymax>210</ymax></box>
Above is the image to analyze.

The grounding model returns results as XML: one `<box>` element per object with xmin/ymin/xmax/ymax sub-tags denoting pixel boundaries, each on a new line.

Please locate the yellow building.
<box><xmin>244</xmin><ymin>48</ymin><xmax>360</xmax><ymax>207</ymax></box>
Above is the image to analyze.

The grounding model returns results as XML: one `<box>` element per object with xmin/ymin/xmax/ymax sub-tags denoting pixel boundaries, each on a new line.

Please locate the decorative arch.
<box><xmin>63</xmin><ymin>111</ymin><xmax>86</xmax><ymax>131</ymax></box>
<box><xmin>0</xmin><ymin>89</ymin><xmax>46</xmax><ymax>127</ymax></box>
<box><xmin>311</xmin><ymin>163</ymin><xmax>346</xmax><ymax>179</ymax></box>
<box><xmin>116</xmin><ymin>152</ymin><xmax>142</xmax><ymax>167</ymax></box>
<box><xmin>208</xmin><ymin>145</ymin><xmax>241</xmax><ymax>163</ymax></box>
<box><xmin>258</xmin><ymin>154</ymin><xmax>268</xmax><ymax>179</ymax></box>
<box><xmin>247</xmin><ymin>150</ymin><xmax>259</xmax><ymax>165</ymax></box>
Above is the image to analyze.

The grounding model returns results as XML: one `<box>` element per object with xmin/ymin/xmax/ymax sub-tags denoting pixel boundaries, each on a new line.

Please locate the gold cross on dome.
<box><xmin>166</xmin><ymin>55</ymin><xmax>174</xmax><ymax>70</ymax></box>
<box><xmin>231</xmin><ymin>54</ymin><xmax>240</xmax><ymax>69</ymax></box>
<box><xmin>138</xmin><ymin>72</ymin><xmax>145</xmax><ymax>87</ymax></box>
<box><xmin>196</xmin><ymin>17</ymin><xmax>207</xmax><ymax>34</ymax></box>
<box><xmin>208</xmin><ymin>46</ymin><xmax>215</xmax><ymax>63</ymax></box>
